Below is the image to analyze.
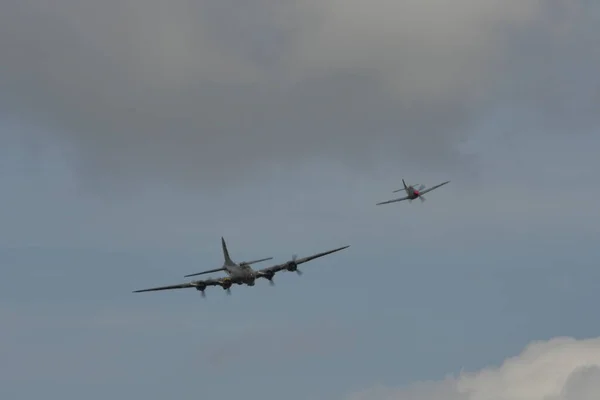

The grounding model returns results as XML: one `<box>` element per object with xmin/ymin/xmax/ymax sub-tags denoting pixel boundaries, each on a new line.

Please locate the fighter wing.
<box><xmin>376</xmin><ymin>196</ymin><xmax>409</xmax><ymax>205</ymax></box>
<box><xmin>255</xmin><ymin>245</ymin><xmax>350</xmax><ymax>278</ymax></box>
<box><xmin>133</xmin><ymin>277</ymin><xmax>224</xmax><ymax>293</ymax></box>
<box><xmin>418</xmin><ymin>180</ymin><xmax>450</xmax><ymax>195</ymax></box>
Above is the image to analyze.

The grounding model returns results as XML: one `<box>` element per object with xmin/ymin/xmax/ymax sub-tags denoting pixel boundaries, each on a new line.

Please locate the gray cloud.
<box><xmin>348</xmin><ymin>336</ymin><xmax>600</xmax><ymax>400</ymax></box>
<box><xmin>1</xmin><ymin>0</ymin><xmax>598</xmax><ymax>189</ymax></box>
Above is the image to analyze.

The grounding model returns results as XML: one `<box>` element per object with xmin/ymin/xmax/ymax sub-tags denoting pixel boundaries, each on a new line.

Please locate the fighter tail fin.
<box><xmin>393</xmin><ymin>179</ymin><xmax>410</xmax><ymax>193</ymax></box>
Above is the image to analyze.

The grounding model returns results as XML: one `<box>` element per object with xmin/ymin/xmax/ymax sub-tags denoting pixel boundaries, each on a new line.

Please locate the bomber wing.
<box><xmin>255</xmin><ymin>245</ymin><xmax>349</xmax><ymax>279</ymax></box>
<box><xmin>376</xmin><ymin>195</ymin><xmax>409</xmax><ymax>205</ymax></box>
<box><xmin>418</xmin><ymin>180</ymin><xmax>450</xmax><ymax>195</ymax></box>
<box><xmin>133</xmin><ymin>277</ymin><xmax>225</xmax><ymax>293</ymax></box>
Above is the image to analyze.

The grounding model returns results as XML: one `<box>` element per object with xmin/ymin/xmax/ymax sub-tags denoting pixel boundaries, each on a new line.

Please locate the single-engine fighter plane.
<box><xmin>132</xmin><ymin>237</ymin><xmax>350</xmax><ymax>297</ymax></box>
<box><xmin>376</xmin><ymin>179</ymin><xmax>450</xmax><ymax>205</ymax></box>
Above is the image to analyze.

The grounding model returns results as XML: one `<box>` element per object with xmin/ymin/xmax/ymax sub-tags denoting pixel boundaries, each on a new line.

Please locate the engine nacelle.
<box><xmin>221</xmin><ymin>279</ymin><xmax>232</xmax><ymax>289</ymax></box>
<box><xmin>261</xmin><ymin>271</ymin><xmax>275</xmax><ymax>280</ymax></box>
<box><xmin>286</xmin><ymin>262</ymin><xmax>298</xmax><ymax>272</ymax></box>
<box><xmin>194</xmin><ymin>284</ymin><xmax>207</xmax><ymax>291</ymax></box>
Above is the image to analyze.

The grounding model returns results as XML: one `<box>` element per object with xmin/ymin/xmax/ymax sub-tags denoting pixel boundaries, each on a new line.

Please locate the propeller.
<box><xmin>193</xmin><ymin>284</ymin><xmax>207</xmax><ymax>298</ymax></box>
<box><xmin>414</xmin><ymin>184</ymin><xmax>426</xmax><ymax>202</ymax></box>
<box><xmin>256</xmin><ymin>270</ymin><xmax>276</xmax><ymax>285</ymax></box>
<box><xmin>219</xmin><ymin>279</ymin><xmax>232</xmax><ymax>295</ymax></box>
<box><xmin>285</xmin><ymin>254</ymin><xmax>303</xmax><ymax>275</ymax></box>
<box><xmin>292</xmin><ymin>255</ymin><xmax>303</xmax><ymax>276</ymax></box>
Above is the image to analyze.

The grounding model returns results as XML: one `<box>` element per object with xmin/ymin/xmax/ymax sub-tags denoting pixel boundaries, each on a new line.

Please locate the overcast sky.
<box><xmin>1</xmin><ymin>1</ymin><xmax>599</xmax><ymax>400</ymax></box>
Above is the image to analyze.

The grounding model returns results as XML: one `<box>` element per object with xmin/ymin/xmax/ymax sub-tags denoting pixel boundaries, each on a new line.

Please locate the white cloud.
<box><xmin>348</xmin><ymin>337</ymin><xmax>600</xmax><ymax>400</ymax></box>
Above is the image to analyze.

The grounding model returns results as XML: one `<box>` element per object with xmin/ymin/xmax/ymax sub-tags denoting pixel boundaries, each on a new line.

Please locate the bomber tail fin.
<box><xmin>221</xmin><ymin>237</ymin><xmax>235</xmax><ymax>266</ymax></box>
<box><xmin>182</xmin><ymin>237</ymin><xmax>235</xmax><ymax>278</ymax></box>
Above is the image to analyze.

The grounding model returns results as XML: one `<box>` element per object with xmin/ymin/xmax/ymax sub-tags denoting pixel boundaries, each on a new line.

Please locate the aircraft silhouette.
<box><xmin>133</xmin><ymin>237</ymin><xmax>349</xmax><ymax>297</ymax></box>
<box><xmin>376</xmin><ymin>179</ymin><xmax>450</xmax><ymax>205</ymax></box>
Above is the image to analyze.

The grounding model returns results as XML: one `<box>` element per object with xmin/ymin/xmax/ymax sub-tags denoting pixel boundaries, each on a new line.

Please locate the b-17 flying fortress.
<box><xmin>134</xmin><ymin>177</ymin><xmax>448</xmax><ymax>298</ymax></box>
<box><xmin>133</xmin><ymin>237</ymin><xmax>349</xmax><ymax>297</ymax></box>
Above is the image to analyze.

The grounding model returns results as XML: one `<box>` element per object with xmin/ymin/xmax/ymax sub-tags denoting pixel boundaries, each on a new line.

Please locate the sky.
<box><xmin>0</xmin><ymin>1</ymin><xmax>599</xmax><ymax>399</ymax></box>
